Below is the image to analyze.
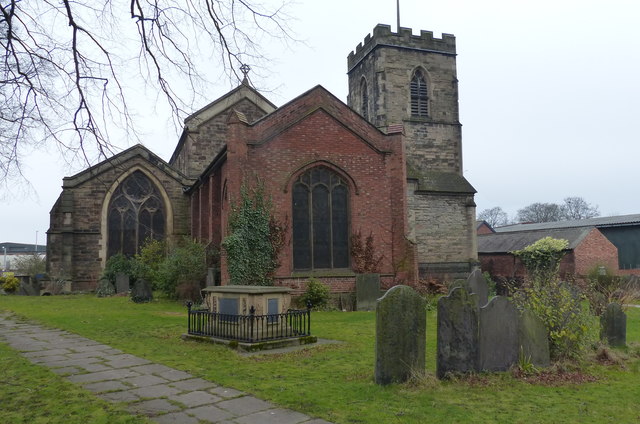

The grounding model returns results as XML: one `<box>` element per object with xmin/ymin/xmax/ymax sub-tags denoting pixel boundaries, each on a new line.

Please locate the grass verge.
<box><xmin>1</xmin><ymin>295</ymin><xmax>640</xmax><ymax>423</ymax></box>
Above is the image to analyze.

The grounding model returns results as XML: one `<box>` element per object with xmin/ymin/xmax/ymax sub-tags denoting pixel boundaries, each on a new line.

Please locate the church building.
<box><xmin>47</xmin><ymin>24</ymin><xmax>477</xmax><ymax>293</ymax></box>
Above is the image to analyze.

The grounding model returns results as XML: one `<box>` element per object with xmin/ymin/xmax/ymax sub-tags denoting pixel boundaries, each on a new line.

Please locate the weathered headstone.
<box><xmin>479</xmin><ymin>296</ymin><xmax>519</xmax><ymax>371</ymax></box>
<box><xmin>115</xmin><ymin>272</ymin><xmax>130</xmax><ymax>293</ymax></box>
<box><xmin>356</xmin><ymin>273</ymin><xmax>380</xmax><ymax>311</ymax></box>
<box><xmin>96</xmin><ymin>277</ymin><xmax>116</xmax><ymax>297</ymax></box>
<box><xmin>18</xmin><ymin>278</ymin><xmax>40</xmax><ymax>296</ymax></box>
<box><xmin>600</xmin><ymin>302</ymin><xmax>626</xmax><ymax>347</ymax></box>
<box><xmin>375</xmin><ymin>285</ymin><xmax>426</xmax><ymax>385</ymax></box>
<box><xmin>206</xmin><ymin>267</ymin><xmax>216</xmax><ymax>287</ymax></box>
<box><xmin>467</xmin><ymin>269</ymin><xmax>489</xmax><ymax>308</ymax></box>
<box><xmin>518</xmin><ymin>309</ymin><xmax>550</xmax><ymax>367</ymax></box>
<box><xmin>437</xmin><ymin>287</ymin><xmax>479</xmax><ymax>379</ymax></box>
<box><xmin>131</xmin><ymin>279</ymin><xmax>153</xmax><ymax>303</ymax></box>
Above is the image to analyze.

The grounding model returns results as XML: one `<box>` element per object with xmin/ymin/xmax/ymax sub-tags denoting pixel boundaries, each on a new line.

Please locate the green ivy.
<box><xmin>512</xmin><ymin>236</ymin><xmax>569</xmax><ymax>282</ymax></box>
<box><xmin>222</xmin><ymin>182</ymin><xmax>278</xmax><ymax>286</ymax></box>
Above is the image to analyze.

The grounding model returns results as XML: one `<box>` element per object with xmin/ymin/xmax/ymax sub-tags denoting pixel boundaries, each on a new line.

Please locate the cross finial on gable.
<box><xmin>240</xmin><ymin>64</ymin><xmax>251</xmax><ymax>84</ymax></box>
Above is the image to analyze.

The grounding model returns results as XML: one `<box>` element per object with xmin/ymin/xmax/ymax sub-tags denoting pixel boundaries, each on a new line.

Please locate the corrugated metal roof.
<box><xmin>495</xmin><ymin>213</ymin><xmax>640</xmax><ymax>233</ymax></box>
<box><xmin>478</xmin><ymin>227</ymin><xmax>594</xmax><ymax>253</ymax></box>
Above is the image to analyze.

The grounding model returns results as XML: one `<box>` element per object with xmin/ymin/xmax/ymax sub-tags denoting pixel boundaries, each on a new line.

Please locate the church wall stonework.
<box><xmin>347</xmin><ymin>24</ymin><xmax>476</xmax><ymax>281</ymax></box>
<box><xmin>171</xmin><ymin>94</ymin><xmax>273</xmax><ymax>178</ymax></box>
<box><xmin>47</xmin><ymin>148</ymin><xmax>192</xmax><ymax>291</ymax></box>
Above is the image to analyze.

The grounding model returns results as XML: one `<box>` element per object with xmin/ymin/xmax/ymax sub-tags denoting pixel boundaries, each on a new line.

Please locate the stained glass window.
<box><xmin>107</xmin><ymin>171</ymin><xmax>165</xmax><ymax>258</ymax></box>
<box><xmin>292</xmin><ymin>166</ymin><xmax>349</xmax><ymax>270</ymax></box>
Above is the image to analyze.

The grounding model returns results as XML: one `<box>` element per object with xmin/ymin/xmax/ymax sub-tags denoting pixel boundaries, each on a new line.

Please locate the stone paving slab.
<box><xmin>0</xmin><ymin>313</ymin><xmax>332</xmax><ymax>424</ymax></box>
<box><xmin>169</xmin><ymin>377</ymin><xmax>217</xmax><ymax>391</ymax></box>
<box><xmin>235</xmin><ymin>408</ymin><xmax>311</xmax><ymax>424</ymax></box>
<box><xmin>217</xmin><ymin>396</ymin><xmax>272</xmax><ymax>415</ymax></box>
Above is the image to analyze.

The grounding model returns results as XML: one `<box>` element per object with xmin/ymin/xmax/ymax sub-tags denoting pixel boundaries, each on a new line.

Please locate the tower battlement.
<box><xmin>347</xmin><ymin>24</ymin><xmax>456</xmax><ymax>71</ymax></box>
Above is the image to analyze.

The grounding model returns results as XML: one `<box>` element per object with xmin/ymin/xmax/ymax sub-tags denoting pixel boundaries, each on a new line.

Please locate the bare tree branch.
<box><xmin>0</xmin><ymin>0</ymin><xmax>293</xmax><ymax>190</ymax></box>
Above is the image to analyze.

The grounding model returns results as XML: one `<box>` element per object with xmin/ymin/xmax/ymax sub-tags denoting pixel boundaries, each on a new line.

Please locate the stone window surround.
<box><xmin>98</xmin><ymin>165</ymin><xmax>175</xmax><ymax>268</ymax></box>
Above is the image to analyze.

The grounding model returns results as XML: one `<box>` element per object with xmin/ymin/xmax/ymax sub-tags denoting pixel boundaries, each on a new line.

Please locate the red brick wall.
<box><xmin>572</xmin><ymin>228</ymin><xmax>619</xmax><ymax>276</ymax></box>
<box><xmin>192</xmin><ymin>87</ymin><xmax>416</xmax><ymax>290</ymax></box>
<box><xmin>480</xmin><ymin>228</ymin><xmax>620</xmax><ymax>281</ymax></box>
<box><xmin>477</xmin><ymin>223</ymin><xmax>494</xmax><ymax>235</ymax></box>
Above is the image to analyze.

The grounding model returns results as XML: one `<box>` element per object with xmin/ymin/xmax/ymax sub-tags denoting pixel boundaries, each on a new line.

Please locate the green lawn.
<box><xmin>1</xmin><ymin>295</ymin><xmax>640</xmax><ymax>423</ymax></box>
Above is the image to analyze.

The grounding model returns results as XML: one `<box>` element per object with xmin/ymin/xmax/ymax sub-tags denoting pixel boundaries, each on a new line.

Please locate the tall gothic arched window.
<box><xmin>107</xmin><ymin>171</ymin><xmax>165</xmax><ymax>258</ymax></box>
<box><xmin>360</xmin><ymin>78</ymin><xmax>369</xmax><ymax>121</ymax></box>
<box><xmin>410</xmin><ymin>69</ymin><xmax>429</xmax><ymax>117</ymax></box>
<box><xmin>292</xmin><ymin>166</ymin><xmax>349</xmax><ymax>270</ymax></box>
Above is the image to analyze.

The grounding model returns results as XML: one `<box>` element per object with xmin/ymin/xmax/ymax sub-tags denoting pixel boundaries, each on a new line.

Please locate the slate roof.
<box><xmin>477</xmin><ymin>227</ymin><xmax>594</xmax><ymax>253</ymax></box>
<box><xmin>494</xmin><ymin>214</ymin><xmax>640</xmax><ymax>233</ymax></box>
<box><xmin>410</xmin><ymin>171</ymin><xmax>476</xmax><ymax>194</ymax></box>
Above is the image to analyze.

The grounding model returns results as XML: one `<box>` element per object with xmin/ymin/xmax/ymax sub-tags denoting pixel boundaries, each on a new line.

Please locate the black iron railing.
<box><xmin>186</xmin><ymin>303</ymin><xmax>311</xmax><ymax>343</ymax></box>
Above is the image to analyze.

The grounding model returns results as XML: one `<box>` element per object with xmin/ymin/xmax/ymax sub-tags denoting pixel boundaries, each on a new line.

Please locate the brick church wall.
<box><xmin>193</xmin><ymin>87</ymin><xmax>416</xmax><ymax>288</ymax></box>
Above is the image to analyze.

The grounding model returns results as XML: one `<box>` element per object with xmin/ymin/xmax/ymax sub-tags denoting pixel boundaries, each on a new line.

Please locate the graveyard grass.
<box><xmin>2</xmin><ymin>295</ymin><xmax>640</xmax><ymax>423</ymax></box>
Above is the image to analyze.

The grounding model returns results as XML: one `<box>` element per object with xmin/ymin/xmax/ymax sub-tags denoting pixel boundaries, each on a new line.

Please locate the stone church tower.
<box><xmin>347</xmin><ymin>24</ymin><xmax>477</xmax><ymax>280</ymax></box>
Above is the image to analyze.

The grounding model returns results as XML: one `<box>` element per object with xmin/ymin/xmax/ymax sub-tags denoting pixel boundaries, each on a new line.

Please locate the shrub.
<box><xmin>299</xmin><ymin>278</ymin><xmax>329</xmax><ymax>310</ymax></box>
<box><xmin>1</xmin><ymin>273</ymin><xmax>20</xmax><ymax>293</ymax></box>
<box><xmin>350</xmin><ymin>230</ymin><xmax>383</xmax><ymax>274</ymax></box>
<box><xmin>512</xmin><ymin>236</ymin><xmax>568</xmax><ymax>282</ymax></box>
<box><xmin>582</xmin><ymin>265</ymin><xmax>637</xmax><ymax>315</ymax></box>
<box><xmin>12</xmin><ymin>254</ymin><xmax>46</xmax><ymax>280</ymax></box>
<box><xmin>101</xmin><ymin>253</ymin><xmax>136</xmax><ymax>285</ymax></box>
<box><xmin>156</xmin><ymin>238</ymin><xmax>208</xmax><ymax>299</ymax></box>
<box><xmin>134</xmin><ymin>239</ymin><xmax>167</xmax><ymax>290</ymax></box>
<box><xmin>511</xmin><ymin>236</ymin><xmax>597</xmax><ymax>361</ymax></box>
<box><xmin>512</xmin><ymin>278</ymin><xmax>596</xmax><ymax>361</ymax></box>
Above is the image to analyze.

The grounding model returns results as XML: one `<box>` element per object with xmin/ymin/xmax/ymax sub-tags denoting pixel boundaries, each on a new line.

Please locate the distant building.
<box><xmin>477</xmin><ymin>214</ymin><xmax>640</xmax><ymax>281</ymax></box>
<box><xmin>1</xmin><ymin>242</ymin><xmax>46</xmax><ymax>273</ymax></box>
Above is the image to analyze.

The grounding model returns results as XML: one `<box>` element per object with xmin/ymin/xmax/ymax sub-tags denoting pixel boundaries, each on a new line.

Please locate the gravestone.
<box><xmin>467</xmin><ymin>269</ymin><xmax>489</xmax><ymax>308</ymax></box>
<box><xmin>600</xmin><ymin>303</ymin><xmax>626</xmax><ymax>347</ymax></box>
<box><xmin>518</xmin><ymin>309</ymin><xmax>550</xmax><ymax>367</ymax></box>
<box><xmin>131</xmin><ymin>279</ymin><xmax>153</xmax><ymax>303</ymax></box>
<box><xmin>356</xmin><ymin>273</ymin><xmax>380</xmax><ymax>311</ymax></box>
<box><xmin>437</xmin><ymin>287</ymin><xmax>479</xmax><ymax>379</ymax></box>
<box><xmin>115</xmin><ymin>273</ymin><xmax>130</xmax><ymax>293</ymax></box>
<box><xmin>18</xmin><ymin>278</ymin><xmax>40</xmax><ymax>296</ymax></box>
<box><xmin>206</xmin><ymin>267</ymin><xmax>217</xmax><ymax>287</ymax></box>
<box><xmin>479</xmin><ymin>296</ymin><xmax>519</xmax><ymax>371</ymax></box>
<box><xmin>375</xmin><ymin>285</ymin><xmax>426</xmax><ymax>385</ymax></box>
<box><xmin>96</xmin><ymin>277</ymin><xmax>116</xmax><ymax>297</ymax></box>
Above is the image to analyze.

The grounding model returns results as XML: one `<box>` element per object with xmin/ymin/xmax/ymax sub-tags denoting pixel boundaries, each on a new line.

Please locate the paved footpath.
<box><xmin>0</xmin><ymin>313</ymin><xmax>332</xmax><ymax>424</ymax></box>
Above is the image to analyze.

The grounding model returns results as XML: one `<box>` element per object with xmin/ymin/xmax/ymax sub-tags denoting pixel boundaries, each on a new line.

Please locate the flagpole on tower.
<box><xmin>397</xmin><ymin>0</ymin><xmax>401</xmax><ymax>31</ymax></box>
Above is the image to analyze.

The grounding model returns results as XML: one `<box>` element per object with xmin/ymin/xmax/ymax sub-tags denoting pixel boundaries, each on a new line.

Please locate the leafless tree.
<box><xmin>0</xmin><ymin>0</ymin><xmax>291</xmax><ymax>187</ymax></box>
<box><xmin>516</xmin><ymin>202</ymin><xmax>563</xmax><ymax>223</ymax></box>
<box><xmin>477</xmin><ymin>206</ymin><xmax>509</xmax><ymax>228</ymax></box>
<box><xmin>560</xmin><ymin>196</ymin><xmax>600</xmax><ymax>220</ymax></box>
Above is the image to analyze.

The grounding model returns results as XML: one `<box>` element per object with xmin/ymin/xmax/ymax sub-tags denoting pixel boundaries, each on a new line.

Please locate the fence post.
<box><xmin>306</xmin><ymin>301</ymin><xmax>312</xmax><ymax>336</ymax></box>
<box><xmin>249</xmin><ymin>305</ymin><xmax>255</xmax><ymax>343</ymax></box>
<box><xmin>186</xmin><ymin>301</ymin><xmax>193</xmax><ymax>334</ymax></box>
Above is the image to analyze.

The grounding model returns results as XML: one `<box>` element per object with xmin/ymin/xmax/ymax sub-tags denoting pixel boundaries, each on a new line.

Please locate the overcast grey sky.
<box><xmin>1</xmin><ymin>0</ymin><xmax>639</xmax><ymax>244</ymax></box>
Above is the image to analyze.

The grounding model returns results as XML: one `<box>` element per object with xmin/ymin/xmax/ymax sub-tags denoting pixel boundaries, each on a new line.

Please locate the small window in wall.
<box><xmin>360</xmin><ymin>78</ymin><xmax>369</xmax><ymax>120</ymax></box>
<box><xmin>410</xmin><ymin>70</ymin><xmax>429</xmax><ymax>117</ymax></box>
<box><xmin>292</xmin><ymin>166</ymin><xmax>349</xmax><ymax>270</ymax></box>
<box><xmin>107</xmin><ymin>170</ymin><xmax>165</xmax><ymax>258</ymax></box>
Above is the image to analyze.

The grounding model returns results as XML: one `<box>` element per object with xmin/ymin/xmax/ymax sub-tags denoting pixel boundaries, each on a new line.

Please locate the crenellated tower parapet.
<box><xmin>348</xmin><ymin>24</ymin><xmax>456</xmax><ymax>72</ymax></box>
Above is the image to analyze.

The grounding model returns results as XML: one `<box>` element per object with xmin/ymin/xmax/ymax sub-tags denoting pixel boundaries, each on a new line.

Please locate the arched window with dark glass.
<box><xmin>360</xmin><ymin>78</ymin><xmax>369</xmax><ymax>121</ymax></box>
<box><xmin>410</xmin><ymin>69</ymin><xmax>429</xmax><ymax>117</ymax></box>
<box><xmin>292</xmin><ymin>166</ymin><xmax>349</xmax><ymax>270</ymax></box>
<box><xmin>107</xmin><ymin>171</ymin><xmax>166</xmax><ymax>258</ymax></box>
